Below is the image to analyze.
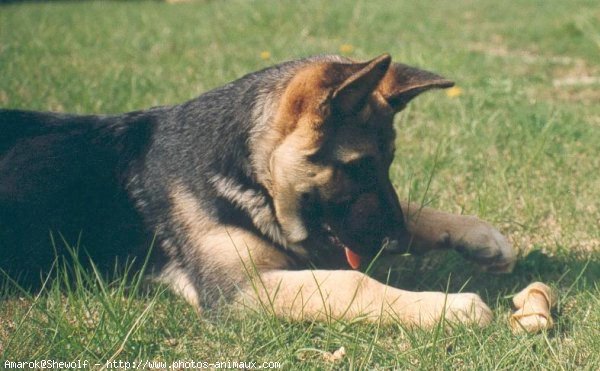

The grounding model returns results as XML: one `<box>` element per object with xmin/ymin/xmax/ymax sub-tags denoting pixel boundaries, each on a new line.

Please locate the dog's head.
<box><xmin>266</xmin><ymin>54</ymin><xmax>453</xmax><ymax>268</ymax></box>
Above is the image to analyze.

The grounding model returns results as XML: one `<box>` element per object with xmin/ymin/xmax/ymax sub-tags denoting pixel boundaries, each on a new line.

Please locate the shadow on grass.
<box><xmin>380</xmin><ymin>247</ymin><xmax>599</xmax><ymax>312</ymax></box>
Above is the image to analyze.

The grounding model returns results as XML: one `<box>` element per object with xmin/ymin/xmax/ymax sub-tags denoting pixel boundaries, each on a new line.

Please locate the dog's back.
<box><xmin>0</xmin><ymin>60</ymin><xmax>297</xmax><ymax>284</ymax></box>
<box><xmin>0</xmin><ymin>109</ymin><xmax>156</xmax><ymax>284</ymax></box>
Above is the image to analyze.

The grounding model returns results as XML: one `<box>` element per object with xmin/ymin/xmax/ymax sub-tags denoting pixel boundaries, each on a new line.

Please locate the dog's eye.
<box><xmin>342</xmin><ymin>156</ymin><xmax>376</xmax><ymax>179</ymax></box>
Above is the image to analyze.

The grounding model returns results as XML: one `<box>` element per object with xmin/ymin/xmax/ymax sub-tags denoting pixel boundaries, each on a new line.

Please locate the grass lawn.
<box><xmin>1</xmin><ymin>0</ymin><xmax>599</xmax><ymax>369</ymax></box>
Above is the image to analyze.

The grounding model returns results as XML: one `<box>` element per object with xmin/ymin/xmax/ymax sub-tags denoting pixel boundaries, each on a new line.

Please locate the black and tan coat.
<box><xmin>0</xmin><ymin>54</ymin><xmax>516</xmax><ymax>328</ymax></box>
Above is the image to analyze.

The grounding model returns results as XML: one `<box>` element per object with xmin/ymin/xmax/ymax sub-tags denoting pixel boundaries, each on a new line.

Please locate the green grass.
<box><xmin>1</xmin><ymin>0</ymin><xmax>599</xmax><ymax>369</ymax></box>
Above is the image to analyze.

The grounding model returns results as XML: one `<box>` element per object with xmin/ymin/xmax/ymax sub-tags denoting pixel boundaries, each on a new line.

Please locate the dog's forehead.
<box><xmin>329</xmin><ymin>124</ymin><xmax>379</xmax><ymax>161</ymax></box>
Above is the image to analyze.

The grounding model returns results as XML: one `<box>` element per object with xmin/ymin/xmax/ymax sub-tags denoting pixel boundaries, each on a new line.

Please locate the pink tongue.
<box><xmin>344</xmin><ymin>247</ymin><xmax>361</xmax><ymax>269</ymax></box>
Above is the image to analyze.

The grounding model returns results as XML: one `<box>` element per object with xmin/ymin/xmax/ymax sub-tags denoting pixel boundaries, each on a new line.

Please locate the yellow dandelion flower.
<box><xmin>339</xmin><ymin>44</ymin><xmax>354</xmax><ymax>54</ymax></box>
<box><xmin>446</xmin><ymin>86</ymin><xmax>463</xmax><ymax>98</ymax></box>
<box><xmin>260</xmin><ymin>51</ymin><xmax>271</xmax><ymax>60</ymax></box>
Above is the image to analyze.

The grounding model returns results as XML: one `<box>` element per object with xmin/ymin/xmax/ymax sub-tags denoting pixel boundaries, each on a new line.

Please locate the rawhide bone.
<box><xmin>509</xmin><ymin>282</ymin><xmax>556</xmax><ymax>333</ymax></box>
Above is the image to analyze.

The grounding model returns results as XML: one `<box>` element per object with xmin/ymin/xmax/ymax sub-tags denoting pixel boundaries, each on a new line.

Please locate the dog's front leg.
<box><xmin>400</xmin><ymin>202</ymin><xmax>516</xmax><ymax>272</ymax></box>
<box><xmin>237</xmin><ymin>270</ymin><xmax>492</xmax><ymax>328</ymax></box>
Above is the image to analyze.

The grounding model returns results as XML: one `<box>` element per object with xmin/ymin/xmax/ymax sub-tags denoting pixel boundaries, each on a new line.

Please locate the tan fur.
<box><xmin>168</xmin><ymin>184</ymin><xmax>293</xmax><ymax>276</ymax></box>
<box><xmin>399</xmin><ymin>201</ymin><xmax>516</xmax><ymax>272</ymax></box>
<box><xmin>237</xmin><ymin>269</ymin><xmax>492</xmax><ymax>328</ymax></box>
<box><xmin>249</xmin><ymin>62</ymin><xmax>334</xmax><ymax>195</ymax></box>
<box><xmin>157</xmin><ymin>262</ymin><xmax>201</xmax><ymax>309</ymax></box>
<box><xmin>208</xmin><ymin>174</ymin><xmax>288</xmax><ymax>249</ymax></box>
<box><xmin>267</xmin><ymin>63</ymin><xmax>338</xmax><ymax>243</ymax></box>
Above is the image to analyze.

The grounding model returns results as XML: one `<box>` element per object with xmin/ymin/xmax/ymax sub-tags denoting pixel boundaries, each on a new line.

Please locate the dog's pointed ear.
<box><xmin>379</xmin><ymin>63</ymin><xmax>454</xmax><ymax>111</ymax></box>
<box><xmin>332</xmin><ymin>54</ymin><xmax>392</xmax><ymax>115</ymax></box>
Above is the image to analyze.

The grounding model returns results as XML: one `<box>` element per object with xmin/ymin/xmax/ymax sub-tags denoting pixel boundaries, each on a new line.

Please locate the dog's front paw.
<box><xmin>443</xmin><ymin>293</ymin><xmax>493</xmax><ymax>326</ymax></box>
<box><xmin>452</xmin><ymin>218</ymin><xmax>516</xmax><ymax>273</ymax></box>
<box><xmin>408</xmin><ymin>292</ymin><xmax>493</xmax><ymax>328</ymax></box>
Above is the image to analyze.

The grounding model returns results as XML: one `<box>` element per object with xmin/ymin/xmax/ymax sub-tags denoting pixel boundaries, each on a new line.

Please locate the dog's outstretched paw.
<box><xmin>409</xmin><ymin>292</ymin><xmax>493</xmax><ymax>328</ymax></box>
<box><xmin>453</xmin><ymin>218</ymin><xmax>516</xmax><ymax>273</ymax></box>
<box><xmin>445</xmin><ymin>293</ymin><xmax>494</xmax><ymax>326</ymax></box>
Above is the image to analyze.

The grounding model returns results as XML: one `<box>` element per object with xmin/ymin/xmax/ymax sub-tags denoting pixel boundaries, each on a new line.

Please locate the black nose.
<box><xmin>381</xmin><ymin>237</ymin><xmax>403</xmax><ymax>253</ymax></box>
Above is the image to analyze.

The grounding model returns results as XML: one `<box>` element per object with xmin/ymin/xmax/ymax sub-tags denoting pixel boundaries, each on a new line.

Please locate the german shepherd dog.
<box><xmin>0</xmin><ymin>54</ymin><xmax>516</xmax><ymax>328</ymax></box>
